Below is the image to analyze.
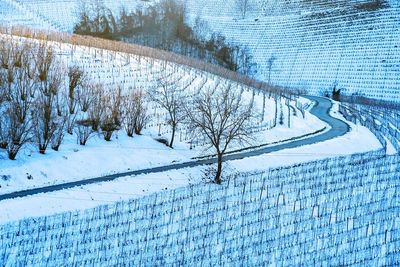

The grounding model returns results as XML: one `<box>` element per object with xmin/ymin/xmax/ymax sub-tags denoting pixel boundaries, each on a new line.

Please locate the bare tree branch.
<box><xmin>185</xmin><ymin>85</ymin><xmax>254</xmax><ymax>184</ymax></box>
<box><xmin>149</xmin><ymin>72</ymin><xmax>186</xmax><ymax>148</ymax></box>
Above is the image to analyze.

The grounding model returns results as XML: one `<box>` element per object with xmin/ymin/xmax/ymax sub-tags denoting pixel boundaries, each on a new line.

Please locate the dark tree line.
<box><xmin>73</xmin><ymin>0</ymin><xmax>256</xmax><ymax>76</ymax></box>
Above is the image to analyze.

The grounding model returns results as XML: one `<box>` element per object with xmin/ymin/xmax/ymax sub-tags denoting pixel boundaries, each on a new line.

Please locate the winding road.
<box><xmin>0</xmin><ymin>96</ymin><xmax>349</xmax><ymax>201</ymax></box>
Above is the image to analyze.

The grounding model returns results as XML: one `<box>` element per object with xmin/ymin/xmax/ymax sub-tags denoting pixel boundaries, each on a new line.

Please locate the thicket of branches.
<box><xmin>73</xmin><ymin>0</ymin><xmax>256</xmax><ymax>76</ymax></box>
<box><xmin>0</xmin><ymin>38</ymin><xmax>149</xmax><ymax>160</ymax></box>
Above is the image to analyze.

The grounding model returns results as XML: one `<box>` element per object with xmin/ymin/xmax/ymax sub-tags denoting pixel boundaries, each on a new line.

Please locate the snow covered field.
<box><xmin>0</xmin><ymin>1</ymin><xmax>399</xmax><ymax>264</ymax></box>
<box><xmin>0</xmin><ymin>30</ymin><xmax>389</xmax><ymax>224</ymax></box>
<box><xmin>0</xmin><ymin>112</ymin><xmax>325</xmax><ymax>195</ymax></box>
<box><xmin>0</xmin><ymin>0</ymin><xmax>399</xmax><ymax>101</ymax></box>
<box><xmin>0</xmin><ymin>34</ymin><xmax>325</xmax><ymax>195</ymax></box>
<box><xmin>0</xmin><ymin>150</ymin><xmax>398</xmax><ymax>265</ymax></box>
<box><xmin>184</xmin><ymin>0</ymin><xmax>400</xmax><ymax>101</ymax></box>
<box><xmin>0</xmin><ymin>102</ymin><xmax>382</xmax><ymax>223</ymax></box>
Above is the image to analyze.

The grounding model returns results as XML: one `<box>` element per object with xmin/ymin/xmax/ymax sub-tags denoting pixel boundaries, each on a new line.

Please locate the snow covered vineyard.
<box><xmin>340</xmin><ymin>102</ymin><xmax>400</xmax><ymax>153</ymax></box>
<box><xmin>0</xmin><ymin>32</ymin><xmax>328</xmax><ymax>196</ymax></box>
<box><xmin>0</xmin><ymin>2</ymin><xmax>399</xmax><ymax>264</ymax></box>
<box><xmin>0</xmin><ymin>0</ymin><xmax>399</xmax><ymax>101</ymax></box>
<box><xmin>184</xmin><ymin>0</ymin><xmax>400</xmax><ymax>101</ymax></box>
<box><xmin>0</xmin><ymin>0</ymin><xmax>59</xmax><ymax>31</ymax></box>
<box><xmin>0</xmin><ymin>151</ymin><xmax>399</xmax><ymax>265</ymax></box>
<box><xmin>0</xmin><ymin>0</ymin><xmax>149</xmax><ymax>32</ymax></box>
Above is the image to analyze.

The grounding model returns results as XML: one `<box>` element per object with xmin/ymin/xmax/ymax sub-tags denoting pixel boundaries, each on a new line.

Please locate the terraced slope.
<box><xmin>1</xmin><ymin>150</ymin><xmax>399</xmax><ymax>265</ymax></box>
<box><xmin>185</xmin><ymin>0</ymin><xmax>400</xmax><ymax>101</ymax></box>
<box><xmin>0</xmin><ymin>0</ymin><xmax>399</xmax><ymax>101</ymax></box>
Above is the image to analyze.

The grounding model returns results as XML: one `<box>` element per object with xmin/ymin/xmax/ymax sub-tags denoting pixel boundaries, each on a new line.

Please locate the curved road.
<box><xmin>0</xmin><ymin>96</ymin><xmax>349</xmax><ymax>201</ymax></box>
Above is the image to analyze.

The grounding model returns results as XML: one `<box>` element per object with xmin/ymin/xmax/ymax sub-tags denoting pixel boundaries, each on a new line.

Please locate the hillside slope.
<box><xmin>1</xmin><ymin>0</ymin><xmax>399</xmax><ymax>101</ymax></box>
<box><xmin>0</xmin><ymin>0</ymin><xmax>399</xmax><ymax>101</ymax></box>
<box><xmin>184</xmin><ymin>0</ymin><xmax>400</xmax><ymax>101</ymax></box>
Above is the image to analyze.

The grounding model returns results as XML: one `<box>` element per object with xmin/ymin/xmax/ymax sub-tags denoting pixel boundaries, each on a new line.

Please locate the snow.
<box><xmin>0</xmin><ymin>107</ymin><xmax>326</xmax><ymax>194</ymax></box>
<box><xmin>0</xmin><ymin>167</ymin><xmax>205</xmax><ymax>224</ymax></box>
<box><xmin>183</xmin><ymin>1</ymin><xmax>400</xmax><ymax>101</ymax></box>
<box><xmin>226</xmin><ymin>102</ymin><xmax>383</xmax><ymax>171</ymax></box>
<box><xmin>384</xmin><ymin>136</ymin><xmax>397</xmax><ymax>155</ymax></box>
<box><xmin>1</xmin><ymin>0</ymin><xmax>399</xmax><ymax>101</ymax></box>
<box><xmin>0</xmin><ymin>104</ymin><xmax>381</xmax><ymax>224</ymax></box>
<box><xmin>0</xmin><ymin>34</ymin><xmax>326</xmax><ymax>195</ymax></box>
<box><xmin>0</xmin><ymin>148</ymin><xmax>398</xmax><ymax>265</ymax></box>
<box><xmin>0</xmin><ymin>1</ymin><xmax>398</xmax><ymax>264</ymax></box>
<box><xmin>0</xmin><ymin>33</ymin><xmax>387</xmax><ymax>226</ymax></box>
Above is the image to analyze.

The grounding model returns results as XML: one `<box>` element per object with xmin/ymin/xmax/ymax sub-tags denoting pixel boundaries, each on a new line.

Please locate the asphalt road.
<box><xmin>0</xmin><ymin>96</ymin><xmax>349</xmax><ymax>201</ymax></box>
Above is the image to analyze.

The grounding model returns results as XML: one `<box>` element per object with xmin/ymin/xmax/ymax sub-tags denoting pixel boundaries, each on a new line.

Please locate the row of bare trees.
<box><xmin>0</xmin><ymin>39</ymin><xmax>65</xmax><ymax>159</ymax></box>
<box><xmin>0</xmin><ymin>38</ymin><xmax>149</xmax><ymax>160</ymax></box>
<box><xmin>0</xmin><ymin>40</ymin><xmax>256</xmax><ymax>183</ymax></box>
<box><xmin>0</xmin><ymin>35</ymin><xmax>288</xmax><ymax>183</ymax></box>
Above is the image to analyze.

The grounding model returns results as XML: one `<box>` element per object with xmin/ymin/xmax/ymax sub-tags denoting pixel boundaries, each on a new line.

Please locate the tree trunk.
<box><xmin>8</xmin><ymin>147</ymin><xmax>19</xmax><ymax>160</ymax></box>
<box><xmin>261</xmin><ymin>93</ymin><xmax>266</xmax><ymax>122</ymax></box>
<box><xmin>169</xmin><ymin>124</ymin><xmax>176</xmax><ymax>148</ymax></box>
<box><xmin>273</xmin><ymin>98</ymin><xmax>278</xmax><ymax>127</ymax></box>
<box><xmin>103</xmin><ymin>131</ymin><xmax>113</xmax><ymax>141</ymax></box>
<box><xmin>39</xmin><ymin>144</ymin><xmax>46</xmax><ymax>154</ymax></box>
<box><xmin>8</xmin><ymin>152</ymin><xmax>17</xmax><ymax>160</ymax></box>
<box><xmin>69</xmin><ymin>97</ymin><xmax>75</xmax><ymax>114</ymax></box>
<box><xmin>215</xmin><ymin>153</ymin><xmax>223</xmax><ymax>184</ymax></box>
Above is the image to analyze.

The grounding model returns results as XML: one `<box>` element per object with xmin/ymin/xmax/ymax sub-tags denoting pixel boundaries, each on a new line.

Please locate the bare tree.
<box><xmin>32</xmin><ymin>93</ymin><xmax>59</xmax><ymax>154</ymax></box>
<box><xmin>100</xmin><ymin>86</ymin><xmax>122</xmax><ymax>141</ymax></box>
<box><xmin>65</xmin><ymin>81</ymin><xmax>94</xmax><ymax>135</ymax></box>
<box><xmin>100</xmin><ymin>112</ymin><xmax>118</xmax><ymax>141</ymax></box>
<box><xmin>68</xmin><ymin>65</ymin><xmax>85</xmax><ymax>114</ymax></box>
<box><xmin>88</xmin><ymin>83</ymin><xmax>105</xmax><ymax>132</ymax></box>
<box><xmin>32</xmin><ymin>45</ymin><xmax>64</xmax><ymax>154</ymax></box>
<box><xmin>51</xmin><ymin>113</ymin><xmax>68</xmax><ymax>151</ymax></box>
<box><xmin>123</xmin><ymin>89</ymin><xmax>149</xmax><ymax>137</ymax></box>
<box><xmin>0</xmin><ymin>40</ymin><xmax>10</xmax><ymax>149</ymax></box>
<box><xmin>0</xmin><ymin>39</ymin><xmax>34</xmax><ymax>159</ymax></box>
<box><xmin>75</xmin><ymin>119</ymin><xmax>94</xmax><ymax>145</ymax></box>
<box><xmin>34</xmin><ymin>42</ymin><xmax>55</xmax><ymax>85</ymax></box>
<box><xmin>149</xmin><ymin>76</ymin><xmax>185</xmax><ymax>148</ymax></box>
<box><xmin>0</xmin><ymin>110</ymin><xmax>8</xmax><ymax>148</ymax></box>
<box><xmin>3</xmin><ymin>103</ymin><xmax>32</xmax><ymax>160</ymax></box>
<box><xmin>33</xmin><ymin>81</ymin><xmax>65</xmax><ymax>154</ymax></box>
<box><xmin>78</xmin><ymin>82</ymin><xmax>95</xmax><ymax>113</ymax></box>
<box><xmin>0</xmin><ymin>39</ymin><xmax>11</xmax><ymax>71</ymax></box>
<box><xmin>185</xmin><ymin>85</ymin><xmax>254</xmax><ymax>184</ymax></box>
<box><xmin>272</xmin><ymin>93</ymin><xmax>280</xmax><ymax>128</ymax></box>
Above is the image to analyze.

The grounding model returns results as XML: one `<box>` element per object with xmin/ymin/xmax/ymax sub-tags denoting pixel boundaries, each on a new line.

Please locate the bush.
<box><xmin>155</xmin><ymin>137</ymin><xmax>169</xmax><ymax>146</ymax></box>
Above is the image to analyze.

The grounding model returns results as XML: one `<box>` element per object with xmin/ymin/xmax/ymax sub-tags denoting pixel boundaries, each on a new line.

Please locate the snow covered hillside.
<box><xmin>0</xmin><ymin>1</ymin><xmax>399</xmax><ymax>265</ymax></box>
<box><xmin>184</xmin><ymin>0</ymin><xmax>400</xmax><ymax>101</ymax></box>
<box><xmin>1</xmin><ymin>150</ymin><xmax>399</xmax><ymax>265</ymax></box>
<box><xmin>0</xmin><ymin>33</ymin><xmax>328</xmax><ymax>195</ymax></box>
<box><xmin>0</xmin><ymin>0</ymin><xmax>399</xmax><ymax>101</ymax></box>
<box><xmin>0</xmin><ymin>0</ymin><xmax>58</xmax><ymax>31</ymax></box>
<box><xmin>0</xmin><ymin>0</ymin><xmax>150</xmax><ymax>32</ymax></box>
